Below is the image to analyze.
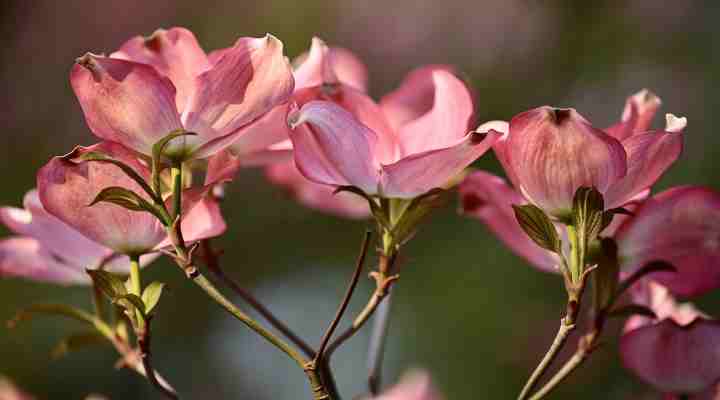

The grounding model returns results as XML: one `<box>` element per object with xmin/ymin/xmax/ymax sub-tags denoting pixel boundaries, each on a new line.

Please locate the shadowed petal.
<box><xmin>615</xmin><ymin>186</ymin><xmax>720</xmax><ymax>297</ymax></box>
<box><xmin>70</xmin><ymin>54</ymin><xmax>183</xmax><ymax>155</ymax></box>
<box><xmin>380</xmin><ymin>129</ymin><xmax>499</xmax><ymax>198</ymax></box>
<box><xmin>288</xmin><ymin>101</ymin><xmax>380</xmax><ymax>194</ymax></box>
<box><xmin>460</xmin><ymin>171</ymin><xmax>559</xmax><ymax>272</ymax></box>
<box><xmin>0</xmin><ymin>237</ymin><xmax>88</xmax><ymax>284</ymax></box>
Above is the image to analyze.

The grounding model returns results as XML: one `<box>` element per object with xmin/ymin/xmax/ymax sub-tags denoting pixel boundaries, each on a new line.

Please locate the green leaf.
<box><xmin>86</xmin><ymin>269</ymin><xmax>127</xmax><ymax>300</ymax></box>
<box><xmin>77</xmin><ymin>151</ymin><xmax>162</xmax><ymax>205</ymax></box>
<box><xmin>7</xmin><ymin>304</ymin><xmax>96</xmax><ymax>329</ymax></box>
<box><xmin>142</xmin><ymin>282</ymin><xmax>165</xmax><ymax>314</ymax></box>
<box><xmin>114</xmin><ymin>293</ymin><xmax>146</xmax><ymax>317</ymax></box>
<box><xmin>607</xmin><ymin>304</ymin><xmax>657</xmax><ymax>320</ymax></box>
<box><xmin>592</xmin><ymin>238</ymin><xmax>620</xmax><ymax>311</ymax></box>
<box><xmin>334</xmin><ymin>186</ymin><xmax>392</xmax><ymax>230</ymax></box>
<box><xmin>89</xmin><ymin>186</ymin><xmax>168</xmax><ymax>225</ymax></box>
<box><xmin>151</xmin><ymin>130</ymin><xmax>197</xmax><ymax>193</ymax></box>
<box><xmin>51</xmin><ymin>331</ymin><xmax>106</xmax><ymax>359</ymax></box>
<box><xmin>391</xmin><ymin>189</ymin><xmax>448</xmax><ymax>246</ymax></box>
<box><xmin>512</xmin><ymin>204</ymin><xmax>560</xmax><ymax>252</ymax></box>
<box><xmin>572</xmin><ymin>187</ymin><xmax>605</xmax><ymax>239</ymax></box>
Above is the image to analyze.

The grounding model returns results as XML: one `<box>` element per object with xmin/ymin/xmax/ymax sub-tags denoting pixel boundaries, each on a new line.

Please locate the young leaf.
<box><xmin>7</xmin><ymin>304</ymin><xmax>97</xmax><ymax>329</ymax></box>
<box><xmin>115</xmin><ymin>294</ymin><xmax>147</xmax><ymax>318</ymax></box>
<box><xmin>142</xmin><ymin>282</ymin><xmax>165</xmax><ymax>314</ymax></box>
<box><xmin>76</xmin><ymin>151</ymin><xmax>162</xmax><ymax>204</ymax></box>
<box><xmin>151</xmin><ymin>130</ymin><xmax>197</xmax><ymax>193</ymax></box>
<box><xmin>89</xmin><ymin>187</ymin><xmax>168</xmax><ymax>225</ymax></box>
<box><xmin>572</xmin><ymin>186</ymin><xmax>605</xmax><ymax>240</ymax></box>
<box><xmin>512</xmin><ymin>204</ymin><xmax>560</xmax><ymax>252</ymax></box>
<box><xmin>51</xmin><ymin>331</ymin><xmax>106</xmax><ymax>359</ymax></box>
<box><xmin>86</xmin><ymin>269</ymin><xmax>127</xmax><ymax>300</ymax></box>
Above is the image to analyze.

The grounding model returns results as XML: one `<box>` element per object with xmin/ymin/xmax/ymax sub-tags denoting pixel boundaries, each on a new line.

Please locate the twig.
<box><xmin>200</xmin><ymin>239</ymin><xmax>317</xmax><ymax>358</ymax></box>
<box><xmin>138</xmin><ymin>317</ymin><xmax>178</xmax><ymax>399</ymax></box>
<box><xmin>316</xmin><ymin>230</ymin><xmax>372</xmax><ymax>362</ymax></box>
<box><xmin>527</xmin><ymin>333</ymin><xmax>597</xmax><ymax>400</ymax></box>
<box><xmin>367</xmin><ymin>290</ymin><xmax>393</xmax><ymax>395</ymax></box>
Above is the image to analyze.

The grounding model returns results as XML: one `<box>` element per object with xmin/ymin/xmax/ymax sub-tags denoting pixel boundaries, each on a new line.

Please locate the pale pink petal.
<box><xmin>156</xmin><ymin>196</ymin><xmax>226</xmax><ymax>248</ymax></box>
<box><xmin>380</xmin><ymin>66</ymin><xmax>474</xmax><ymax>157</ymax></box>
<box><xmin>70</xmin><ymin>54</ymin><xmax>183</xmax><ymax>156</ymax></box>
<box><xmin>374</xmin><ymin>371</ymin><xmax>444</xmax><ymax>400</ymax></box>
<box><xmin>293</xmin><ymin>37</ymin><xmax>368</xmax><ymax>91</ymax></box>
<box><xmin>37</xmin><ymin>142</ymin><xmax>167</xmax><ymax>254</ymax></box>
<box><xmin>0</xmin><ymin>237</ymin><xmax>88</xmax><ymax>284</ymax></box>
<box><xmin>288</xmin><ymin>101</ymin><xmax>380</xmax><ymax>194</ymax></box>
<box><xmin>615</xmin><ymin>186</ymin><xmax>720</xmax><ymax>297</ymax></box>
<box><xmin>226</xmin><ymin>102</ymin><xmax>294</xmax><ymax>158</ymax></box>
<box><xmin>380</xmin><ymin>130</ymin><xmax>499</xmax><ymax>198</ymax></box>
<box><xmin>621</xmin><ymin>318</ymin><xmax>720</xmax><ymax>395</ymax></box>
<box><xmin>605</xmin><ymin>126</ymin><xmax>684</xmax><ymax>208</ymax></box>
<box><xmin>508</xmin><ymin>107</ymin><xmax>627</xmax><ymax>217</ymax></box>
<box><xmin>182</xmin><ymin>34</ymin><xmax>294</xmax><ymax>157</ymax></box>
<box><xmin>607</xmin><ymin>89</ymin><xmax>663</xmax><ymax>141</ymax></box>
<box><xmin>266</xmin><ymin>161</ymin><xmax>370</xmax><ymax>219</ymax></box>
<box><xmin>112</xmin><ymin>27</ymin><xmax>211</xmax><ymax>113</ymax></box>
<box><xmin>460</xmin><ymin>171</ymin><xmax>559</xmax><ymax>272</ymax></box>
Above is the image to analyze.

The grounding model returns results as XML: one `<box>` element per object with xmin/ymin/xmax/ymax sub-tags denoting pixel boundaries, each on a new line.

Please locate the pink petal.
<box><xmin>225</xmin><ymin>102</ymin><xmax>294</xmax><ymax>159</ymax></box>
<box><xmin>293</xmin><ymin>37</ymin><xmax>368</xmax><ymax>91</ymax></box>
<box><xmin>112</xmin><ymin>27</ymin><xmax>210</xmax><ymax>113</ymax></box>
<box><xmin>380</xmin><ymin>66</ymin><xmax>474</xmax><ymax>157</ymax></box>
<box><xmin>182</xmin><ymin>34</ymin><xmax>294</xmax><ymax>157</ymax></box>
<box><xmin>380</xmin><ymin>129</ymin><xmax>499</xmax><ymax>198</ymax></box>
<box><xmin>37</xmin><ymin>142</ymin><xmax>167</xmax><ymax>254</ymax></box>
<box><xmin>70</xmin><ymin>54</ymin><xmax>183</xmax><ymax>156</ymax></box>
<box><xmin>266</xmin><ymin>161</ymin><xmax>370</xmax><ymax>219</ymax></box>
<box><xmin>459</xmin><ymin>171</ymin><xmax>559</xmax><ymax>272</ymax></box>
<box><xmin>0</xmin><ymin>190</ymin><xmax>111</xmax><ymax>269</ymax></box>
<box><xmin>607</xmin><ymin>89</ymin><xmax>663</xmax><ymax>141</ymax></box>
<box><xmin>288</xmin><ymin>101</ymin><xmax>380</xmax><ymax>194</ymax></box>
<box><xmin>0</xmin><ymin>237</ymin><xmax>89</xmax><ymax>285</ymax></box>
<box><xmin>605</xmin><ymin>123</ymin><xmax>684</xmax><ymax>209</ymax></box>
<box><xmin>156</xmin><ymin>195</ymin><xmax>226</xmax><ymax>248</ymax></box>
<box><xmin>375</xmin><ymin>371</ymin><xmax>444</xmax><ymax>400</ymax></box>
<box><xmin>615</xmin><ymin>186</ymin><xmax>720</xmax><ymax>297</ymax></box>
<box><xmin>507</xmin><ymin>107</ymin><xmax>627</xmax><ymax>217</ymax></box>
<box><xmin>621</xmin><ymin>318</ymin><xmax>720</xmax><ymax>395</ymax></box>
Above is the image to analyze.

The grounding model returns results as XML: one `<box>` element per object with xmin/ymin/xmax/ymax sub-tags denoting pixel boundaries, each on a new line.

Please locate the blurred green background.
<box><xmin>0</xmin><ymin>0</ymin><xmax>718</xmax><ymax>398</ymax></box>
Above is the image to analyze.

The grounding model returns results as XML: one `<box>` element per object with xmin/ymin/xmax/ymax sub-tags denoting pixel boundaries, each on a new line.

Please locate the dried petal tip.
<box><xmin>75</xmin><ymin>52</ymin><xmax>103</xmax><ymax>69</ymax></box>
<box><xmin>143</xmin><ymin>29</ymin><xmax>168</xmax><ymax>51</ymax></box>
<box><xmin>665</xmin><ymin>114</ymin><xmax>687</xmax><ymax>133</ymax></box>
<box><xmin>633</xmin><ymin>88</ymin><xmax>662</xmax><ymax>107</ymax></box>
<box><xmin>469</xmin><ymin>129</ymin><xmax>488</xmax><ymax>144</ymax></box>
<box><xmin>549</xmin><ymin>108</ymin><xmax>573</xmax><ymax>124</ymax></box>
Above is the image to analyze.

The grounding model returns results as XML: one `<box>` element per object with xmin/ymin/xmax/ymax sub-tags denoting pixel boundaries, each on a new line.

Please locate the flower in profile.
<box><xmin>286</xmin><ymin>49</ymin><xmax>499</xmax><ymax>199</ymax></box>
<box><xmin>33</xmin><ymin>141</ymin><xmax>225</xmax><ymax>263</ymax></box>
<box><xmin>71</xmin><ymin>27</ymin><xmax>294</xmax><ymax>160</ymax></box>
<box><xmin>492</xmin><ymin>90</ymin><xmax>684</xmax><ymax>218</ymax></box>
<box><xmin>620</xmin><ymin>280</ymin><xmax>720</xmax><ymax>397</ymax></box>
<box><xmin>372</xmin><ymin>371</ymin><xmax>444</xmax><ymax>400</ymax></box>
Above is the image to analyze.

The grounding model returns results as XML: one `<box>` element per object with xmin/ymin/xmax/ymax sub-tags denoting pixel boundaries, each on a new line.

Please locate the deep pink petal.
<box><xmin>380</xmin><ymin>129</ymin><xmax>499</xmax><ymax>198</ymax></box>
<box><xmin>508</xmin><ymin>107</ymin><xmax>627</xmax><ymax>217</ymax></box>
<box><xmin>621</xmin><ymin>317</ymin><xmax>720</xmax><ymax>395</ymax></box>
<box><xmin>293</xmin><ymin>37</ymin><xmax>368</xmax><ymax>92</ymax></box>
<box><xmin>37</xmin><ymin>142</ymin><xmax>167</xmax><ymax>254</ymax></box>
<box><xmin>605</xmin><ymin>119</ymin><xmax>685</xmax><ymax>208</ymax></box>
<box><xmin>460</xmin><ymin>171</ymin><xmax>559</xmax><ymax>272</ymax></box>
<box><xmin>0</xmin><ymin>237</ymin><xmax>88</xmax><ymax>284</ymax></box>
<box><xmin>607</xmin><ymin>89</ymin><xmax>663</xmax><ymax>141</ymax></box>
<box><xmin>288</xmin><ymin>101</ymin><xmax>380</xmax><ymax>194</ymax></box>
<box><xmin>615</xmin><ymin>186</ymin><xmax>720</xmax><ymax>297</ymax></box>
<box><xmin>70</xmin><ymin>54</ymin><xmax>183</xmax><ymax>156</ymax></box>
<box><xmin>182</xmin><ymin>34</ymin><xmax>294</xmax><ymax>157</ymax></box>
<box><xmin>266</xmin><ymin>161</ymin><xmax>370</xmax><ymax>219</ymax></box>
<box><xmin>112</xmin><ymin>27</ymin><xmax>210</xmax><ymax>113</ymax></box>
<box><xmin>380</xmin><ymin>66</ymin><xmax>474</xmax><ymax>157</ymax></box>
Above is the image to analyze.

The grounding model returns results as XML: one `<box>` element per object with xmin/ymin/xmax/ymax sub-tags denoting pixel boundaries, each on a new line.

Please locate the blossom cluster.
<box><xmin>0</xmin><ymin>27</ymin><xmax>717</xmax><ymax>400</ymax></box>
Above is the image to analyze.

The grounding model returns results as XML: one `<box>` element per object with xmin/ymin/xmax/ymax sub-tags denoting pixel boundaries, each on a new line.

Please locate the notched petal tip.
<box><xmin>548</xmin><ymin>107</ymin><xmax>574</xmax><ymax>124</ymax></box>
<box><xmin>143</xmin><ymin>28</ymin><xmax>169</xmax><ymax>52</ymax></box>
<box><xmin>633</xmin><ymin>88</ymin><xmax>662</xmax><ymax>107</ymax></box>
<box><xmin>75</xmin><ymin>52</ymin><xmax>106</xmax><ymax>80</ymax></box>
<box><xmin>665</xmin><ymin>113</ymin><xmax>687</xmax><ymax>133</ymax></box>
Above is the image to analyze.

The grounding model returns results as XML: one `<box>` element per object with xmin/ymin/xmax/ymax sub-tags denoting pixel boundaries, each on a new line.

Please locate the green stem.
<box><xmin>527</xmin><ymin>344</ymin><xmax>590</xmax><ymax>400</ymax></box>
<box><xmin>567</xmin><ymin>225</ymin><xmax>580</xmax><ymax>283</ymax></box>
<box><xmin>170</xmin><ymin>165</ymin><xmax>183</xmax><ymax>220</ymax></box>
<box><xmin>129</xmin><ymin>255</ymin><xmax>142</xmax><ymax>296</ymax></box>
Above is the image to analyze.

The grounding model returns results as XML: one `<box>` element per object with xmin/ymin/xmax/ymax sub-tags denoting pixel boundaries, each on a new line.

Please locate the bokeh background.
<box><xmin>0</xmin><ymin>0</ymin><xmax>718</xmax><ymax>398</ymax></box>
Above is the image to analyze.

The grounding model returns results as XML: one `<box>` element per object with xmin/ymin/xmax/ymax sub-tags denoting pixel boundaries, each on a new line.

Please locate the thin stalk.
<box><xmin>527</xmin><ymin>340</ymin><xmax>592</xmax><ymax>400</ymax></box>
<box><xmin>129</xmin><ymin>254</ymin><xmax>144</xmax><ymax>330</ymax></box>
<box><xmin>367</xmin><ymin>290</ymin><xmax>393</xmax><ymax>395</ymax></box>
<box><xmin>517</xmin><ymin>316</ymin><xmax>575</xmax><ymax>400</ymax></box>
<box><xmin>170</xmin><ymin>166</ymin><xmax>182</xmax><ymax>219</ymax></box>
<box><xmin>138</xmin><ymin>318</ymin><xmax>178</xmax><ymax>400</ymax></box>
<box><xmin>200</xmin><ymin>239</ymin><xmax>316</xmax><ymax>358</ymax></box>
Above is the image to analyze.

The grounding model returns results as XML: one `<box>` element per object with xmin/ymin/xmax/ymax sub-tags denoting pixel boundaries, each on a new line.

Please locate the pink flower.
<box><xmin>494</xmin><ymin>90</ymin><xmax>685</xmax><ymax>217</ymax></box>
<box><xmin>620</xmin><ymin>281</ymin><xmax>720</xmax><ymax>396</ymax></box>
<box><xmin>373</xmin><ymin>371</ymin><xmax>444</xmax><ymax>400</ymax></box>
<box><xmin>614</xmin><ymin>186</ymin><xmax>720</xmax><ymax>297</ymax></box>
<box><xmin>0</xmin><ymin>376</ymin><xmax>34</xmax><ymax>400</ymax></box>
<box><xmin>70</xmin><ymin>27</ymin><xmax>293</xmax><ymax>160</ymax></box>
<box><xmin>34</xmin><ymin>141</ymin><xmax>225</xmax><ymax>258</ymax></box>
<box><xmin>286</xmin><ymin>41</ymin><xmax>500</xmax><ymax>199</ymax></box>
